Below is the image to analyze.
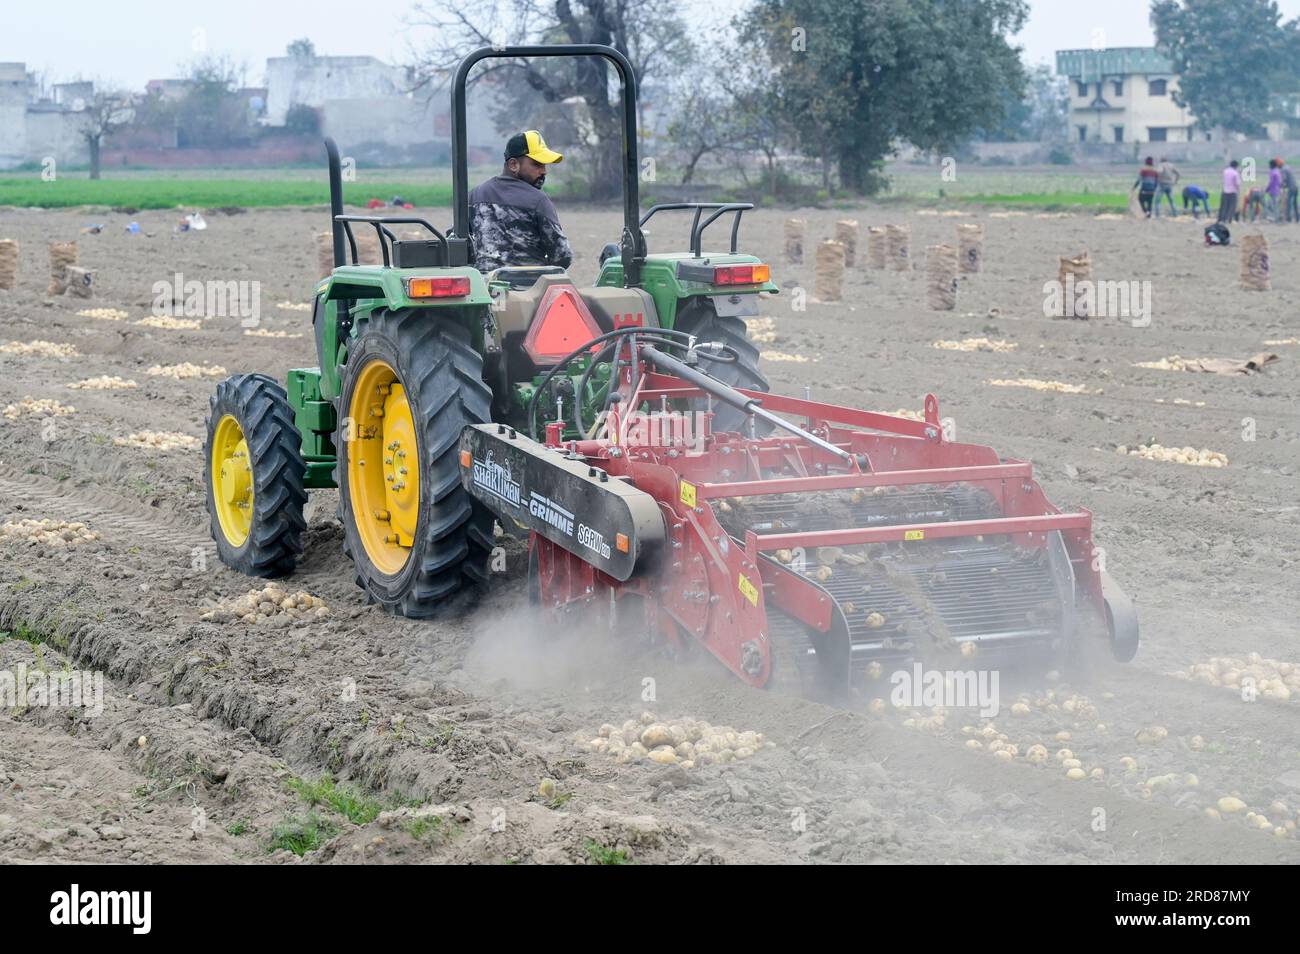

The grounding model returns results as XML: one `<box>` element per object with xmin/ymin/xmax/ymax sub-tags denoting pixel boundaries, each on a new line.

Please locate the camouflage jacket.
<box><xmin>468</xmin><ymin>175</ymin><xmax>573</xmax><ymax>273</ymax></box>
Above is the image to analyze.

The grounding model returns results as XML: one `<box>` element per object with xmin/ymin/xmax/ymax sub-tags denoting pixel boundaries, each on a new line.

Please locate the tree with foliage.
<box><xmin>79</xmin><ymin>88</ymin><xmax>132</xmax><ymax>179</ymax></box>
<box><xmin>978</xmin><ymin>63</ymin><xmax>1069</xmax><ymax>142</ymax></box>
<box><xmin>130</xmin><ymin>88</ymin><xmax>177</xmax><ymax>132</ymax></box>
<box><xmin>662</xmin><ymin>42</ymin><xmax>797</xmax><ymax>194</ymax></box>
<box><xmin>175</xmin><ymin>55</ymin><xmax>254</xmax><ymax>148</ymax></box>
<box><xmin>284</xmin><ymin>103</ymin><xmax>321</xmax><ymax>134</ymax></box>
<box><xmin>740</xmin><ymin>0</ymin><xmax>1028</xmax><ymax>194</ymax></box>
<box><xmin>408</xmin><ymin>0</ymin><xmax>694</xmax><ymax>198</ymax></box>
<box><xmin>1151</xmin><ymin>0</ymin><xmax>1297</xmax><ymax>137</ymax></box>
<box><xmin>666</xmin><ymin>83</ymin><xmax>730</xmax><ymax>185</ymax></box>
<box><xmin>718</xmin><ymin>51</ymin><xmax>800</xmax><ymax>195</ymax></box>
<box><xmin>287</xmin><ymin>38</ymin><xmax>316</xmax><ymax>58</ymax></box>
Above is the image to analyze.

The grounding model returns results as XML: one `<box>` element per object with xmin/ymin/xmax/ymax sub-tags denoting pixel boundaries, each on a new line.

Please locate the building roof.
<box><xmin>1056</xmin><ymin>47</ymin><xmax>1175</xmax><ymax>81</ymax></box>
<box><xmin>265</xmin><ymin>55</ymin><xmax>390</xmax><ymax>68</ymax></box>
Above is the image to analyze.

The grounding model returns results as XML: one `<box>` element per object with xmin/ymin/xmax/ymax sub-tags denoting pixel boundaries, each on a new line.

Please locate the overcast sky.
<box><xmin>8</xmin><ymin>0</ymin><xmax>1300</xmax><ymax>89</ymax></box>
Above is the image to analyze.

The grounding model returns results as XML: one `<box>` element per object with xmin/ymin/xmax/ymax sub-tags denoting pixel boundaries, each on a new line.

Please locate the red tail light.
<box><xmin>714</xmin><ymin>264</ymin><xmax>769</xmax><ymax>285</ymax></box>
<box><xmin>407</xmin><ymin>276</ymin><xmax>471</xmax><ymax>298</ymax></box>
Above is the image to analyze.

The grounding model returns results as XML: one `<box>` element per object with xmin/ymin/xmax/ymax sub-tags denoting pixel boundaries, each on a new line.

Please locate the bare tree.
<box><xmin>80</xmin><ymin>89</ymin><xmax>132</xmax><ymax>180</ymax></box>
<box><xmin>666</xmin><ymin>82</ymin><xmax>729</xmax><ymax>185</ymax></box>
<box><xmin>407</xmin><ymin>0</ymin><xmax>693</xmax><ymax>198</ymax></box>
<box><xmin>661</xmin><ymin>44</ymin><xmax>794</xmax><ymax>196</ymax></box>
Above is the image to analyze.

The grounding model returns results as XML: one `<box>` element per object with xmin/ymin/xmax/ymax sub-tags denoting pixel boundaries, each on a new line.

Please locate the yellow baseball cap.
<box><xmin>506</xmin><ymin>130</ymin><xmax>563</xmax><ymax>164</ymax></box>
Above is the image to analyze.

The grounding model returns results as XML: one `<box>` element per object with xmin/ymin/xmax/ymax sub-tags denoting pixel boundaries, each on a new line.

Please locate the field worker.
<box><xmin>469</xmin><ymin>130</ymin><xmax>573</xmax><ymax>273</ymax></box>
<box><xmin>1218</xmin><ymin>159</ymin><xmax>1241</xmax><ymax>223</ymax></box>
<box><xmin>1266</xmin><ymin>158</ymin><xmax>1283</xmax><ymax>222</ymax></box>
<box><xmin>1243</xmin><ymin>185</ymin><xmax>1265</xmax><ymax>222</ymax></box>
<box><xmin>1155</xmin><ymin>156</ymin><xmax>1180</xmax><ymax>217</ymax></box>
<box><xmin>1282</xmin><ymin>158</ymin><xmax>1299</xmax><ymax>222</ymax></box>
<box><xmin>1181</xmin><ymin>184</ymin><xmax>1212</xmax><ymax>218</ymax></box>
<box><xmin>1133</xmin><ymin>156</ymin><xmax>1159</xmax><ymax>217</ymax></box>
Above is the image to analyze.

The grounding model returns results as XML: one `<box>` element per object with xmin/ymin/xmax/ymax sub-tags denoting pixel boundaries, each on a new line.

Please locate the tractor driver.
<box><xmin>468</xmin><ymin>130</ymin><xmax>574</xmax><ymax>274</ymax></box>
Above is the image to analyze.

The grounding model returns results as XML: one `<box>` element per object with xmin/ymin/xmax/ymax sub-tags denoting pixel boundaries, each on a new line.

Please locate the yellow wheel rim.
<box><xmin>211</xmin><ymin>414</ymin><xmax>254</xmax><ymax>547</ymax></box>
<box><xmin>346</xmin><ymin>358</ymin><xmax>420</xmax><ymax>576</ymax></box>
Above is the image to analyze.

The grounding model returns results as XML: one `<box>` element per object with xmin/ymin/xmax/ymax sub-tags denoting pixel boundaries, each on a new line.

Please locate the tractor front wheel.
<box><xmin>337</xmin><ymin>311</ymin><xmax>494</xmax><ymax>617</ymax></box>
<box><xmin>204</xmin><ymin>374</ymin><xmax>308</xmax><ymax>577</ymax></box>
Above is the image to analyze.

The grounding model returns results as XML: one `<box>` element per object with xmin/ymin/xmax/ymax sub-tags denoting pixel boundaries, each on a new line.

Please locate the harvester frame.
<box><xmin>461</xmin><ymin>329</ymin><xmax>1139</xmax><ymax>693</ymax></box>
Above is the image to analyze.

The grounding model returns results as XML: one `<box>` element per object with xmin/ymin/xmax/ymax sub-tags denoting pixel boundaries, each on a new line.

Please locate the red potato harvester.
<box><xmin>459</xmin><ymin>318</ymin><xmax>1139</xmax><ymax>697</ymax></box>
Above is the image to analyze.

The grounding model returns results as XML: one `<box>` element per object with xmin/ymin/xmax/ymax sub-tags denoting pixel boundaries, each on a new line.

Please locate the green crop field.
<box><xmin>0</xmin><ymin>162</ymin><xmax>1213</xmax><ymax>212</ymax></box>
<box><xmin>956</xmin><ymin>191</ymin><xmax>1130</xmax><ymax>210</ymax></box>
<box><xmin>878</xmin><ymin>163</ymin><xmax>1231</xmax><ymax>211</ymax></box>
<box><xmin>0</xmin><ymin>176</ymin><xmax>453</xmax><ymax>210</ymax></box>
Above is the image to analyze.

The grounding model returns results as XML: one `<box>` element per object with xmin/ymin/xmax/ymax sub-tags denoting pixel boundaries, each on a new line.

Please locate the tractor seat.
<box><xmin>491</xmin><ymin>265</ymin><xmax>567</xmax><ymax>290</ymax></box>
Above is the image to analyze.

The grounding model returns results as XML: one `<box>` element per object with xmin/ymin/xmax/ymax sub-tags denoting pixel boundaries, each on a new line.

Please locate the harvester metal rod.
<box><xmin>746</xmin><ymin>512</ymin><xmax>1092</xmax><ymax>551</ymax></box>
<box><xmin>698</xmin><ymin>462</ymin><xmax>1034</xmax><ymax>498</ymax></box>
<box><xmin>637</xmin><ymin>345</ymin><xmax>859</xmax><ymax>467</ymax></box>
<box><xmin>637</xmin><ymin>345</ymin><xmax>751</xmax><ymax>411</ymax></box>
<box><xmin>724</xmin><ymin>386</ymin><xmax>935</xmax><ymax>439</ymax></box>
<box><xmin>748</xmin><ymin>404</ymin><xmax>857</xmax><ymax>465</ymax></box>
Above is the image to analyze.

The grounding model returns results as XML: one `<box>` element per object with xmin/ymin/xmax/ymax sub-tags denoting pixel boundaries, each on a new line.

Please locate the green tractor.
<box><xmin>203</xmin><ymin>44</ymin><xmax>778</xmax><ymax>616</ymax></box>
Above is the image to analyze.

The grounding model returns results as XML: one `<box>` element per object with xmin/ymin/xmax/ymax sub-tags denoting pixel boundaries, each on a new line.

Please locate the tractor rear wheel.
<box><xmin>337</xmin><ymin>310</ymin><xmax>494</xmax><ymax>617</ymax></box>
<box><xmin>204</xmin><ymin>374</ymin><xmax>308</xmax><ymax>577</ymax></box>
<box><xmin>673</xmin><ymin>300</ymin><xmax>770</xmax><ymax>434</ymax></box>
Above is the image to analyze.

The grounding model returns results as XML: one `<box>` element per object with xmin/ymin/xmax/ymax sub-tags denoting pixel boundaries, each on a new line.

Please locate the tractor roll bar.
<box><xmin>639</xmin><ymin>202</ymin><xmax>753</xmax><ymax>256</ymax></box>
<box><xmin>325</xmin><ymin>137</ymin><xmax>347</xmax><ymax>268</ymax></box>
<box><xmin>333</xmin><ymin>215</ymin><xmax>447</xmax><ymax>267</ymax></box>
<box><xmin>450</xmin><ymin>45</ymin><xmax>647</xmax><ymax>286</ymax></box>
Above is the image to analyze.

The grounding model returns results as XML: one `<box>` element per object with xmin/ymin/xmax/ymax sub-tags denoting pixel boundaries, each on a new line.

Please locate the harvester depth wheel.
<box><xmin>337</xmin><ymin>311</ymin><xmax>493</xmax><ymax>616</ymax></box>
<box><xmin>204</xmin><ymin>374</ymin><xmax>308</xmax><ymax>577</ymax></box>
<box><xmin>674</xmin><ymin>300</ymin><xmax>770</xmax><ymax>434</ymax></box>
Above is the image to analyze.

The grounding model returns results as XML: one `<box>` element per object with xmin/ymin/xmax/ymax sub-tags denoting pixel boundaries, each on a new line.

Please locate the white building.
<box><xmin>1056</xmin><ymin>47</ymin><xmax>1202</xmax><ymax>144</ymax></box>
<box><xmin>0</xmin><ymin>62</ymin><xmax>94</xmax><ymax>169</ymax></box>
<box><xmin>263</xmin><ymin>53</ymin><xmax>500</xmax><ymax>158</ymax></box>
<box><xmin>264</xmin><ymin>55</ymin><xmax>411</xmax><ymax>126</ymax></box>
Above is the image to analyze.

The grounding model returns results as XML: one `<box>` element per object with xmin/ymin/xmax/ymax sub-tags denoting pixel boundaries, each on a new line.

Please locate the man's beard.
<box><xmin>531</xmin><ymin>175</ymin><xmax>546</xmax><ymax>189</ymax></box>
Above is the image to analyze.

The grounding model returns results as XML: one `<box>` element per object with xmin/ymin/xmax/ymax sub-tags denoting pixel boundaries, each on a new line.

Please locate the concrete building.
<box><xmin>1265</xmin><ymin>92</ymin><xmax>1300</xmax><ymax>141</ymax></box>
<box><xmin>0</xmin><ymin>52</ymin><xmax>547</xmax><ymax>170</ymax></box>
<box><xmin>51</xmin><ymin>81</ymin><xmax>94</xmax><ymax>110</ymax></box>
<box><xmin>263</xmin><ymin>52</ymin><xmax>500</xmax><ymax>163</ymax></box>
<box><xmin>1056</xmin><ymin>47</ymin><xmax>1202</xmax><ymax>144</ymax></box>
<box><xmin>0</xmin><ymin>63</ymin><xmax>27</xmax><ymax>168</ymax></box>
<box><xmin>0</xmin><ymin>62</ymin><xmax>91</xmax><ymax>169</ymax></box>
<box><xmin>264</xmin><ymin>54</ymin><xmax>411</xmax><ymax>126</ymax></box>
<box><xmin>144</xmin><ymin>78</ymin><xmax>193</xmax><ymax>102</ymax></box>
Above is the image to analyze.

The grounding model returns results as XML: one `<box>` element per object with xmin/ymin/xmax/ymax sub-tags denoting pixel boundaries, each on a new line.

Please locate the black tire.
<box><xmin>204</xmin><ymin>374</ymin><xmax>308</xmax><ymax>577</ymax></box>
<box><xmin>673</xmin><ymin>299</ymin><xmax>770</xmax><ymax>434</ymax></box>
<box><xmin>337</xmin><ymin>310</ymin><xmax>494</xmax><ymax>617</ymax></box>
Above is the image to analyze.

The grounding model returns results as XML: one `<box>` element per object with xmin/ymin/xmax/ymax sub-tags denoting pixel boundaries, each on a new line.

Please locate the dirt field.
<box><xmin>0</xmin><ymin>201</ymin><xmax>1297</xmax><ymax>864</ymax></box>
